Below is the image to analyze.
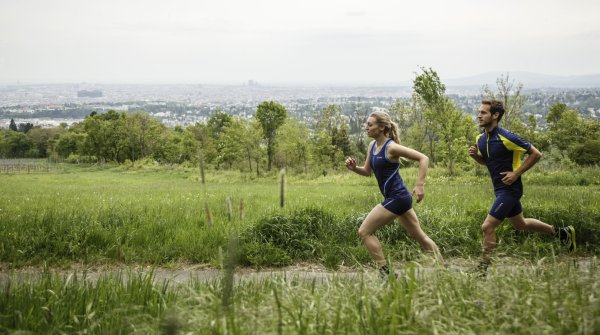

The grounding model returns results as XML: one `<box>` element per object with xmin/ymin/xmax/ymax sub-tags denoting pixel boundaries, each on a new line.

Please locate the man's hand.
<box><xmin>468</xmin><ymin>145</ymin><xmax>478</xmax><ymax>158</ymax></box>
<box><xmin>500</xmin><ymin>171</ymin><xmax>519</xmax><ymax>185</ymax></box>
<box><xmin>345</xmin><ymin>157</ymin><xmax>357</xmax><ymax>171</ymax></box>
<box><xmin>412</xmin><ymin>184</ymin><xmax>425</xmax><ymax>203</ymax></box>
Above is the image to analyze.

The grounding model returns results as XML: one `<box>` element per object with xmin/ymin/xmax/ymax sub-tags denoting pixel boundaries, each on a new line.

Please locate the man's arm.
<box><xmin>500</xmin><ymin>145</ymin><xmax>542</xmax><ymax>185</ymax></box>
<box><xmin>468</xmin><ymin>145</ymin><xmax>486</xmax><ymax>165</ymax></box>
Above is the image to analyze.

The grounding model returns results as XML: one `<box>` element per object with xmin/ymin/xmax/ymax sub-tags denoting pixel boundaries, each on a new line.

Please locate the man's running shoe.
<box><xmin>558</xmin><ymin>226</ymin><xmax>577</xmax><ymax>252</ymax></box>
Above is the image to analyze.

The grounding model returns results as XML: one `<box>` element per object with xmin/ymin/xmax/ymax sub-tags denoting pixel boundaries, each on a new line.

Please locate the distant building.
<box><xmin>77</xmin><ymin>90</ymin><xmax>103</xmax><ymax>98</ymax></box>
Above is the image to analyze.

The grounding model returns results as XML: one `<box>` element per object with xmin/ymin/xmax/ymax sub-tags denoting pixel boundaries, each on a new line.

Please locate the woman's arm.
<box><xmin>345</xmin><ymin>141</ymin><xmax>373</xmax><ymax>177</ymax></box>
<box><xmin>387</xmin><ymin>142</ymin><xmax>429</xmax><ymax>202</ymax></box>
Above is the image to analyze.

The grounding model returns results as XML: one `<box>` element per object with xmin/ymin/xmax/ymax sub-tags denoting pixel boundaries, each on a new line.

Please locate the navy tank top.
<box><xmin>369</xmin><ymin>139</ymin><xmax>411</xmax><ymax>199</ymax></box>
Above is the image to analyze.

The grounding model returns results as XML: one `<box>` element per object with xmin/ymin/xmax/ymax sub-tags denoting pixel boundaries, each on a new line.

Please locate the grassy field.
<box><xmin>0</xmin><ymin>164</ymin><xmax>598</xmax><ymax>267</ymax></box>
<box><xmin>0</xmin><ymin>164</ymin><xmax>599</xmax><ymax>333</ymax></box>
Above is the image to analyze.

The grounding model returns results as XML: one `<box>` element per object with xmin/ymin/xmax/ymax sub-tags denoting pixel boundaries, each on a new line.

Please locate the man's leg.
<box><xmin>508</xmin><ymin>212</ymin><xmax>576</xmax><ymax>252</ymax></box>
<box><xmin>481</xmin><ymin>214</ymin><xmax>503</xmax><ymax>264</ymax></box>
<box><xmin>507</xmin><ymin>213</ymin><xmax>554</xmax><ymax>234</ymax></box>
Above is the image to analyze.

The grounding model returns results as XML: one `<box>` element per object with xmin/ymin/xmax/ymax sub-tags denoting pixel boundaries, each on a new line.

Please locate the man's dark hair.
<box><xmin>482</xmin><ymin>100</ymin><xmax>505</xmax><ymax>122</ymax></box>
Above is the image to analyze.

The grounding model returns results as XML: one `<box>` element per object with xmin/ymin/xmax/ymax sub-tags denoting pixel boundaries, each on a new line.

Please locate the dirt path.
<box><xmin>0</xmin><ymin>257</ymin><xmax>595</xmax><ymax>286</ymax></box>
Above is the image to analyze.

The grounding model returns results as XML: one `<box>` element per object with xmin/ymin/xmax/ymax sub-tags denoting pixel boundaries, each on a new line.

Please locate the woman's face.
<box><xmin>364</xmin><ymin>117</ymin><xmax>382</xmax><ymax>138</ymax></box>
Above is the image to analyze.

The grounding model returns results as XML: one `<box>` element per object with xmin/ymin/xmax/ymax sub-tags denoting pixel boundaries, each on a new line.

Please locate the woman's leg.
<box><xmin>397</xmin><ymin>208</ymin><xmax>444</xmax><ymax>264</ymax></box>
<box><xmin>358</xmin><ymin>204</ymin><xmax>398</xmax><ymax>266</ymax></box>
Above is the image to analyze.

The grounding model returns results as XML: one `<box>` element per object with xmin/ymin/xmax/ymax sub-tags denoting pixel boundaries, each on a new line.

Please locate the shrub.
<box><xmin>569</xmin><ymin>139</ymin><xmax>600</xmax><ymax>166</ymax></box>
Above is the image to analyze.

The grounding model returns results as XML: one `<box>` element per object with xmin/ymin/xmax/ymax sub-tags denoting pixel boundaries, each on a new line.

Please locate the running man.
<box><xmin>346</xmin><ymin>111</ymin><xmax>443</xmax><ymax>278</ymax></box>
<box><xmin>468</xmin><ymin>100</ymin><xmax>576</xmax><ymax>275</ymax></box>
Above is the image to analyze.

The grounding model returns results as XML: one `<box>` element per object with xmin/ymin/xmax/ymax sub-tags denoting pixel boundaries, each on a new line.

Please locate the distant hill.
<box><xmin>444</xmin><ymin>72</ymin><xmax>600</xmax><ymax>88</ymax></box>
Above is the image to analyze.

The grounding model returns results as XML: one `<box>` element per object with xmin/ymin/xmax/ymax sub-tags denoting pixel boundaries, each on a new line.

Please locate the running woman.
<box><xmin>468</xmin><ymin>100</ymin><xmax>576</xmax><ymax>276</ymax></box>
<box><xmin>345</xmin><ymin>111</ymin><xmax>443</xmax><ymax>277</ymax></box>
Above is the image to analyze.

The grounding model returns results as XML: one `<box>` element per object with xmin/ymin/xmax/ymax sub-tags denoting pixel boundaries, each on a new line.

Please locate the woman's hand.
<box><xmin>345</xmin><ymin>157</ymin><xmax>357</xmax><ymax>171</ymax></box>
<box><xmin>412</xmin><ymin>184</ymin><xmax>425</xmax><ymax>203</ymax></box>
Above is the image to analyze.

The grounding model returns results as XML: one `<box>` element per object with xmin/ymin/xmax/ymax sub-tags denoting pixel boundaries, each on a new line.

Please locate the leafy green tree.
<box><xmin>242</xmin><ymin>119</ymin><xmax>265</xmax><ymax>175</ymax></box>
<box><xmin>18</xmin><ymin>122</ymin><xmax>34</xmax><ymax>133</ymax></box>
<box><xmin>124</xmin><ymin>112</ymin><xmax>165</xmax><ymax>161</ymax></box>
<box><xmin>256</xmin><ymin>101</ymin><xmax>287</xmax><ymax>171</ymax></box>
<box><xmin>55</xmin><ymin>132</ymin><xmax>87</xmax><ymax>158</ymax></box>
<box><xmin>9</xmin><ymin>119</ymin><xmax>17</xmax><ymax>132</ymax></box>
<box><xmin>439</xmin><ymin>102</ymin><xmax>476</xmax><ymax>175</ymax></box>
<box><xmin>276</xmin><ymin>117</ymin><xmax>311</xmax><ymax>173</ymax></box>
<box><xmin>208</xmin><ymin>111</ymin><xmax>235</xmax><ymax>169</ymax></box>
<box><xmin>412</xmin><ymin>67</ymin><xmax>444</xmax><ymax>165</ymax></box>
<box><xmin>483</xmin><ymin>73</ymin><xmax>526</xmax><ymax>131</ymax></box>
<box><xmin>27</xmin><ymin>127</ymin><xmax>62</xmax><ymax>158</ymax></box>
<box><xmin>0</xmin><ymin>130</ymin><xmax>32</xmax><ymax>158</ymax></box>
<box><xmin>154</xmin><ymin>129</ymin><xmax>186</xmax><ymax>164</ymax></box>
<box><xmin>218</xmin><ymin>118</ymin><xmax>247</xmax><ymax>169</ymax></box>
<box><xmin>546</xmin><ymin>102</ymin><xmax>568</xmax><ymax>130</ymax></box>
<box><xmin>550</xmin><ymin>109</ymin><xmax>585</xmax><ymax>158</ymax></box>
<box><xmin>569</xmin><ymin>139</ymin><xmax>600</xmax><ymax>166</ymax></box>
<box><xmin>187</xmin><ymin>122</ymin><xmax>217</xmax><ymax>165</ymax></box>
<box><xmin>178</xmin><ymin>128</ymin><xmax>200</xmax><ymax>163</ymax></box>
<box><xmin>333</xmin><ymin>123</ymin><xmax>352</xmax><ymax>158</ymax></box>
<box><xmin>207</xmin><ymin>111</ymin><xmax>233</xmax><ymax>137</ymax></box>
<box><xmin>388</xmin><ymin>99</ymin><xmax>412</xmax><ymax>138</ymax></box>
<box><xmin>311</xmin><ymin>128</ymin><xmax>335</xmax><ymax>172</ymax></box>
<box><xmin>312</xmin><ymin>104</ymin><xmax>353</xmax><ymax>169</ymax></box>
<box><xmin>82</xmin><ymin>110</ymin><xmax>128</xmax><ymax>162</ymax></box>
<box><xmin>413</xmin><ymin>67</ymin><xmax>472</xmax><ymax>174</ymax></box>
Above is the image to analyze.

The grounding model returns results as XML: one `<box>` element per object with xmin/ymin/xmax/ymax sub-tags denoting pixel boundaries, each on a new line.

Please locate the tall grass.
<box><xmin>0</xmin><ymin>165</ymin><xmax>598</xmax><ymax>267</ymax></box>
<box><xmin>0</xmin><ymin>269</ymin><xmax>178</xmax><ymax>334</ymax></box>
<box><xmin>0</xmin><ymin>165</ymin><xmax>598</xmax><ymax>334</ymax></box>
<box><xmin>1</xmin><ymin>258</ymin><xmax>598</xmax><ymax>334</ymax></box>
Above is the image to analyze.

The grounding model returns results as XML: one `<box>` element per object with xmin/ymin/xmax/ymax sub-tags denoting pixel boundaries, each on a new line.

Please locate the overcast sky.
<box><xmin>1</xmin><ymin>0</ymin><xmax>599</xmax><ymax>84</ymax></box>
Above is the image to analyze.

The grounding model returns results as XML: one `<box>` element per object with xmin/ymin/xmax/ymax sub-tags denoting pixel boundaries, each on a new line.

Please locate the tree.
<box><xmin>219</xmin><ymin>118</ymin><xmax>246</xmax><ymax>169</ymax></box>
<box><xmin>388</xmin><ymin>99</ymin><xmax>412</xmax><ymax>138</ymax></box>
<box><xmin>313</xmin><ymin>104</ymin><xmax>352</xmax><ymax>169</ymax></box>
<box><xmin>55</xmin><ymin>132</ymin><xmax>87</xmax><ymax>158</ymax></box>
<box><xmin>550</xmin><ymin>109</ymin><xmax>585</xmax><ymax>158</ymax></box>
<box><xmin>256</xmin><ymin>101</ymin><xmax>287</xmax><ymax>171</ymax></box>
<box><xmin>207</xmin><ymin>111</ymin><xmax>233</xmax><ymax>137</ymax></box>
<box><xmin>187</xmin><ymin>122</ymin><xmax>217</xmax><ymax>165</ymax></box>
<box><xmin>82</xmin><ymin>110</ymin><xmax>128</xmax><ymax>162</ymax></box>
<box><xmin>207</xmin><ymin>111</ymin><xmax>234</xmax><ymax>169</ymax></box>
<box><xmin>18</xmin><ymin>122</ymin><xmax>34</xmax><ymax>133</ymax></box>
<box><xmin>27</xmin><ymin>127</ymin><xmax>59</xmax><ymax>158</ymax></box>
<box><xmin>569</xmin><ymin>139</ymin><xmax>600</xmax><ymax>166</ymax></box>
<box><xmin>124</xmin><ymin>112</ymin><xmax>165</xmax><ymax>161</ymax></box>
<box><xmin>483</xmin><ymin>73</ymin><xmax>526</xmax><ymax>131</ymax></box>
<box><xmin>546</xmin><ymin>102</ymin><xmax>568</xmax><ymax>131</ymax></box>
<box><xmin>0</xmin><ymin>130</ymin><xmax>32</xmax><ymax>158</ymax></box>
<box><xmin>412</xmin><ymin>67</ymin><xmax>444</xmax><ymax>165</ymax></box>
<box><xmin>236</xmin><ymin>119</ymin><xmax>263</xmax><ymax>174</ymax></box>
<box><xmin>276</xmin><ymin>117</ymin><xmax>311</xmax><ymax>173</ymax></box>
<box><xmin>9</xmin><ymin>119</ymin><xmax>17</xmax><ymax>132</ymax></box>
<box><xmin>412</xmin><ymin>67</ymin><xmax>472</xmax><ymax>174</ymax></box>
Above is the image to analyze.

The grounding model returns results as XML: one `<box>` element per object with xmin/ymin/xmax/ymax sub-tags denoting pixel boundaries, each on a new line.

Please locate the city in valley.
<box><xmin>1</xmin><ymin>82</ymin><xmax>599</xmax><ymax>131</ymax></box>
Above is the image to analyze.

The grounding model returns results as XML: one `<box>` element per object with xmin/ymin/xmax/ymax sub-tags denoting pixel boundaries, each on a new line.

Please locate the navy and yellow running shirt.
<box><xmin>476</xmin><ymin>126</ymin><xmax>531</xmax><ymax>197</ymax></box>
<box><xmin>369</xmin><ymin>139</ymin><xmax>411</xmax><ymax>199</ymax></box>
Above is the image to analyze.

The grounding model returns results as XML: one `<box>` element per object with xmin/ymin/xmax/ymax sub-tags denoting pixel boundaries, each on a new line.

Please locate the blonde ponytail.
<box><xmin>389</xmin><ymin>121</ymin><xmax>400</xmax><ymax>144</ymax></box>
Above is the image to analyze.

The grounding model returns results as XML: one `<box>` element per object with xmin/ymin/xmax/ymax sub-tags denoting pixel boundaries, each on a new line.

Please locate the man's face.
<box><xmin>477</xmin><ymin>104</ymin><xmax>497</xmax><ymax>127</ymax></box>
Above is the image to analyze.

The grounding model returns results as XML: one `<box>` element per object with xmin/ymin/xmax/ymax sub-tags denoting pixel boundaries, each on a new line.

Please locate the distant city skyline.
<box><xmin>1</xmin><ymin>0</ymin><xmax>599</xmax><ymax>85</ymax></box>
